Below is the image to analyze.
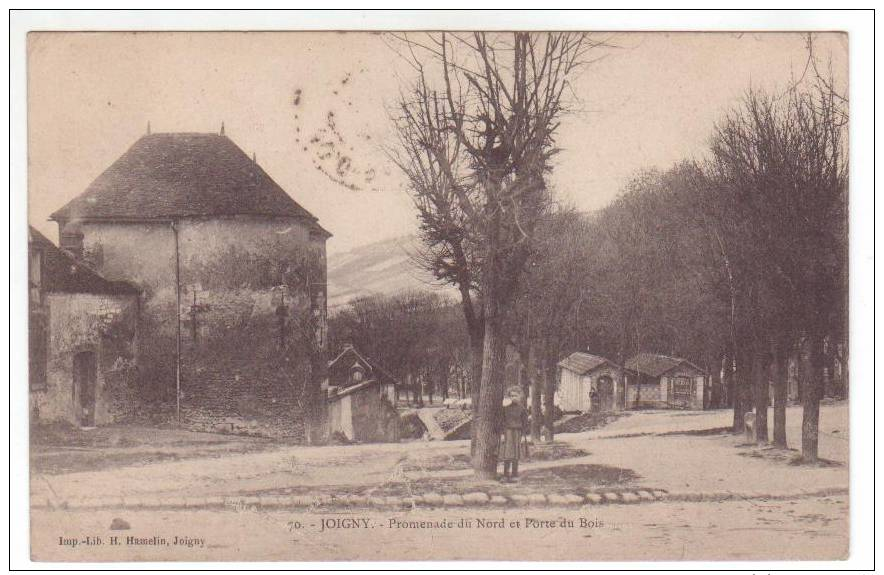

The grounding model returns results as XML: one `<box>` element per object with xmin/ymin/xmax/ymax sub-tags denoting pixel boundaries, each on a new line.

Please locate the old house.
<box><xmin>49</xmin><ymin>130</ymin><xmax>331</xmax><ymax>437</ymax></box>
<box><xmin>29</xmin><ymin>227</ymin><xmax>140</xmax><ymax>427</ymax></box>
<box><xmin>325</xmin><ymin>344</ymin><xmax>400</xmax><ymax>442</ymax></box>
<box><xmin>624</xmin><ymin>353</ymin><xmax>708</xmax><ymax>410</ymax></box>
<box><xmin>556</xmin><ymin>352</ymin><xmax>625</xmax><ymax>413</ymax></box>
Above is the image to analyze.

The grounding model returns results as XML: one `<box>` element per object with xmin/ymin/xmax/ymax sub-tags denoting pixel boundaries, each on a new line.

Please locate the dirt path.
<box><xmin>30</xmin><ymin>404</ymin><xmax>848</xmax><ymax>504</ymax></box>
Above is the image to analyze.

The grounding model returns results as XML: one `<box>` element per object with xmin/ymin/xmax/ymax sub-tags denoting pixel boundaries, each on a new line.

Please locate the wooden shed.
<box><xmin>325</xmin><ymin>344</ymin><xmax>400</xmax><ymax>443</ymax></box>
<box><xmin>325</xmin><ymin>344</ymin><xmax>399</xmax><ymax>404</ymax></box>
<box><xmin>556</xmin><ymin>352</ymin><xmax>625</xmax><ymax>413</ymax></box>
<box><xmin>624</xmin><ymin>353</ymin><xmax>708</xmax><ymax>410</ymax></box>
<box><xmin>326</xmin><ymin>377</ymin><xmax>400</xmax><ymax>443</ymax></box>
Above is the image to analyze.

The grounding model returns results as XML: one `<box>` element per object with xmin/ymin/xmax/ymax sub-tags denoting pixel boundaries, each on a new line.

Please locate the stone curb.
<box><xmin>33</xmin><ymin>486</ymin><xmax>847</xmax><ymax>512</ymax></box>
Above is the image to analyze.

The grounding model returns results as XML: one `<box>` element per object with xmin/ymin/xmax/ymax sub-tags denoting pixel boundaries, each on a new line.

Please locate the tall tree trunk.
<box><xmin>406</xmin><ymin>373</ymin><xmax>415</xmax><ymax>406</ymax></box>
<box><xmin>772</xmin><ymin>337</ymin><xmax>788</xmax><ymax>448</ymax></box>
<box><xmin>518</xmin><ymin>363</ymin><xmax>530</xmax><ymax>408</ymax></box>
<box><xmin>529</xmin><ymin>349</ymin><xmax>542</xmax><ymax>442</ymax></box>
<box><xmin>752</xmin><ymin>341</ymin><xmax>769</xmax><ymax>444</ymax></box>
<box><xmin>440</xmin><ymin>365</ymin><xmax>449</xmax><ymax>401</ymax></box>
<box><xmin>472</xmin><ymin>198</ymin><xmax>507</xmax><ymax>477</ymax></box>
<box><xmin>720</xmin><ymin>355</ymin><xmax>729</xmax><ymax>408</ymax></box>
<box><xmin>518</xmin><ymin>344</ymin><xmax>542</xmax><ymax>443</ymax></box>
<box><xmin>801</xmin><ymin>334</ymin><xmax>824</xmax><ymax>462</ymax></box>
<box><xmin>710</xmin><ymin>360</ymin><xmax>722</xmax><ymax>409</ymax></box>
<box><xmin>469</xmin><ymin>335</ymin><xmax>483</xmax><ymax>455</ymax></box>
<box><xmin>542</xmin><ymin>358</ymin><xmax>556</xmax><ymax>443</ymax></box>
<box><xmin>732</xmin><ymin>350</ymin><xmax>746</xmax><ymax>433</ymax></box>
<box><xmin>472</xmin><ymin>314</ymin><xmax>508</xmax><ymax>479</ymax></box>
<box><xmin>823</xmin><ymin>342</ymin><xmax>834</xmax><ymax>398</ymax></box>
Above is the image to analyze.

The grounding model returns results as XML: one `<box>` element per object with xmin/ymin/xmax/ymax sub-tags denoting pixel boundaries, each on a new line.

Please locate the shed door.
<box><xmin>73</xmin><ymin>351</ymin><xmax>97</xmax><ymax>427</ymax></box>
<box><xmin>597</xmin><ymin>376</ymin><xmax>615</xmax><ymax>412</ymax></box>
<box><xmin>670</xmin><ymin>376</ymin><xmax>693</xmax><ymax>408</ymax></box>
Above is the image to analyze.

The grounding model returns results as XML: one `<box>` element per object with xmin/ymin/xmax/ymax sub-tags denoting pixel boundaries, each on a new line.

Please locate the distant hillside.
<box><xmin>326</xmin><ymin>235</ymin><xmax>457</xmax><ymax>312</ymax></box>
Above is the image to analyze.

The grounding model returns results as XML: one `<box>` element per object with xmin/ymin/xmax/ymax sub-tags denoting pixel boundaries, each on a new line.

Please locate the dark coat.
<box><xmin>501</xmin><ymin>401</ymin><xmax>528</xmax><ymax>431</ymax></box>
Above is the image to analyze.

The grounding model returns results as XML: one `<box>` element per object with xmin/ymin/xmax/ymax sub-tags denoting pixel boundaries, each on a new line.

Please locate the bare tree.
<box><xmin>388</xmin><ymin>32</ymin><xmax>602</xmax><ymax>478</ymax></box>
<box><xmin>510</xmin><ymin>208</ymin><xmax>595</xmax><ymax>443</ymax></box>
<box><xmin>709</xmin><ymin>82</ymin><xmax>847</xmax><ymax>458</ymax></box>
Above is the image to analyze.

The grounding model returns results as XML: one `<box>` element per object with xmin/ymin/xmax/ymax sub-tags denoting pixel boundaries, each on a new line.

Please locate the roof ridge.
<box><xmin>49</xmin><ymin>133</ymin><xmax>327</xmax><ymax>227</ymax></box>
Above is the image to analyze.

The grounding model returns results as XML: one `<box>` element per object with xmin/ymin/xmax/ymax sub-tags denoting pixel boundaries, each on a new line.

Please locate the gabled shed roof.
<box><xmin>558</xmin><ymin>352</ymin><xmax>619</xmax><ymax>375</ymax></box>
<box><xmin>328</xmin><ymin>345</ymin><xmax>399</xmax><ymax>388</ymax></box>
<box><xmin>625</xmin><ymin>353</ymin><xmax>706</xmax><ymax>378</ymax></box>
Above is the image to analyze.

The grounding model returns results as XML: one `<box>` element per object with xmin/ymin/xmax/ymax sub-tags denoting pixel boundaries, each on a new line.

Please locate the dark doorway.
<box><xmin>597</xmin><ymin>376</ymin><xmax>615</xmax><ymax>412</ymax></box>
<box><xmin>73</xmin><ymin>351</ymin><xmax>97</xmax><ymax>427</ymax></box>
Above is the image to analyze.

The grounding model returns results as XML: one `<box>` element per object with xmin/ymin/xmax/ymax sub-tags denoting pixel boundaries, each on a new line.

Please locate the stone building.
<box><xmin>624</xmin><ymin>353</ymin><xmax>707</xmax><ymax>410</ymax></box>
<box><xmin>29</xmin><ymin>226</ymin><xmax>140</xmax><ymax>427</ymax></box>
<box><xmin>49</xmin><ymin>131</ymin><xmax>331</xmax><ymax>437</ymax></box>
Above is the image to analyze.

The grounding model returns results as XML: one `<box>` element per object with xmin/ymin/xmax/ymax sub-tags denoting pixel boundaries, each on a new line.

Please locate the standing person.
<box><xmin>499</xmin><ymin>386</ymin><xmax>528</xmax><ymax>482</ymax></box>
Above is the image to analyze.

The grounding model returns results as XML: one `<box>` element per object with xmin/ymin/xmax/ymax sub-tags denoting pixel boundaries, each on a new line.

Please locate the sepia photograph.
<box><xmin>11</xmin><ymin>10</ymin><xmax>871</xmax><ymax>567</ymax></box>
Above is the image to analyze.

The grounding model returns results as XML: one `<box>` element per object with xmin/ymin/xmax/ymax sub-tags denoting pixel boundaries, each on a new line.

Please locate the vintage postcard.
<box><xmin>23</xmin><ymin>24</ymin><xmax>852</xmax><ymax>563</ymax></box>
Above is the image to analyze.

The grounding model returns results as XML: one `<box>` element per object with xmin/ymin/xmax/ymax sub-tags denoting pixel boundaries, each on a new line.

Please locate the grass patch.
<box><xmin>554</xmin><ymin>412</ymin><xmax>623</xmax><ymax>434</ymax></box>
<box><xmin>659</xmin><ymin>426</ymin><xmax>733</xmax><ymax>437</ymax></box>
<box><xmin>245</xmin><ymin>462</ymin><xmax>642</xmax><ymax>499</ymax></box>
<box><xmin>402</xmin><ymin>442</ymin><xmax>589</xmax><ymax>473</ymax></box>
<box><xmin>526</xmin><ymin>442</ymin><xmax>589</xmax><ymax>461</ymax></box>
<box><xmin>736</xmin><ymin>446</ymin><xmax>842</xmax><ymax>468</ymax></box>
<box><xmin>788</xmin><ymin>455</ymin><xmax>843</xmax><ymax>468</ymax></box>
<box><xmin>518</xmin><ymin>463</ymin><xmax>639</xmax><ymax>492</ymax></box>
<box><xmin>30</xmin><ymin>422</ymin><xmax>278</xmax><ymax>475</ymax></box>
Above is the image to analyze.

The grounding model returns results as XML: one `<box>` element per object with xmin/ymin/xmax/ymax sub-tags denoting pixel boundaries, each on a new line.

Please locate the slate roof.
<box><xmin>625</xmin><ymin>353</ymin><xmax>705</xmax><ymax>378</ymax></box>
<box><xmin>29</xmin><ymin>227</ymin><xmax>139</xmax><ymax>296</ymax></box>
<box><xmin>557</xmin><ymin>352</ymin><xmax>617</xmax><ymax>375</ymax></box>
<box><xmin>50</xmin><ymin>133</ymin><xmax>330</xmax><ymax>236</ymax></box>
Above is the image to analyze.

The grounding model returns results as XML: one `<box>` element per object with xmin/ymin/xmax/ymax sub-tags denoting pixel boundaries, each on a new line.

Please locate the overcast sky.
<box><xmin>27</xmin><ymin>31</ymin><xmax>847</xmax><ymax>254</ymax></box>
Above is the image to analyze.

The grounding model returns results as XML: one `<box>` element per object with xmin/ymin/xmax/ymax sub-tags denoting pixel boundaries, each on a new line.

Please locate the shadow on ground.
<box><xmin>555</xmin><ymin>412</ymin><xmax>626</xmax><ymax>434</ymax></box>
<box><xmin>30</xmin><ymin>423</ymin><xmax>277</xmax><ymax>475</ymax></box>
<box><xmin>737</xmin><ymin>445</ymin><xmax>843</xmax><ymax>468</ymax></box>
<box><xmin>659</xmin><ymin>426</ymin><xmax>733</xmax><ymax>436</ymax></box>
<box><xmin>402</xmin><ymin>442</ymin><xmax>589</xmax><ymax>473</ymax></box>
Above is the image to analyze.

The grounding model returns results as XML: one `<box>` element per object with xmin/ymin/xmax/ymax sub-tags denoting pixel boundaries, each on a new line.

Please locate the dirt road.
<box><xmin>29</xmin><ymin>402</ymin><xmax>849</xmax><ymax>561</ymax></box>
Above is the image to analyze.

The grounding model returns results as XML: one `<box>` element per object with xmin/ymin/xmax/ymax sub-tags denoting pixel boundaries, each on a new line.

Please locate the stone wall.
<box><xmin>31</xmin><ymin>292</ymin><xmax>139</xmax><ymax>426</ymax></box>
<box><xmin>64</xmin><ymin>215</ymin><xmax>327</xmax><ymax>438</ymax></box>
